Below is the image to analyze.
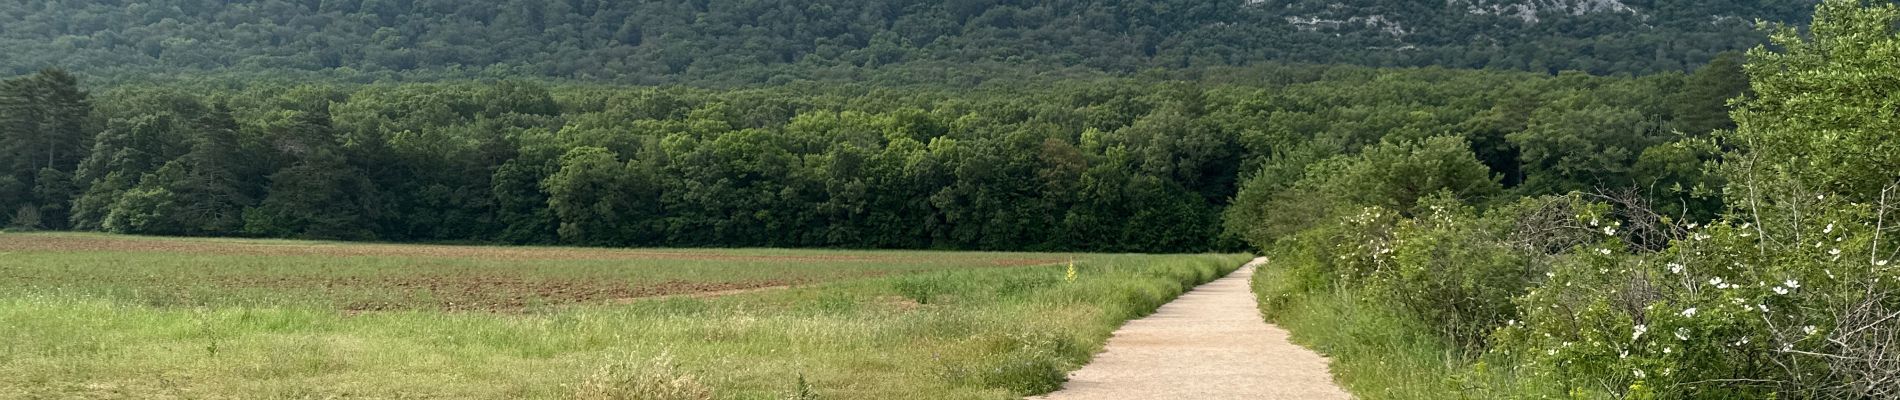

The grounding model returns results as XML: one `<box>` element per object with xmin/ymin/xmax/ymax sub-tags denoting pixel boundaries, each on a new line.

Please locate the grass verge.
<box><xmin>1249</xmin><ymin>258</ymin><xmax>1548</xmax><ymax>399</ymax></box>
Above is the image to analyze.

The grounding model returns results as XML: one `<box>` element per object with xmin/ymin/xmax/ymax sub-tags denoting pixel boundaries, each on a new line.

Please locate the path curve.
<box><xmin>1031</xmin><ymin>257</ymin><xmax>1351</xmax><ymax>400</ymax></box>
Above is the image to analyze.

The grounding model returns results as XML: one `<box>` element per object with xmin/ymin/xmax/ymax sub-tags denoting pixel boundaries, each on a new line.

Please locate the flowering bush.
<box><xmin>1494</xmin><ymin>202</ymin><xmax>1898</xmax><ymax>398</ymax></box>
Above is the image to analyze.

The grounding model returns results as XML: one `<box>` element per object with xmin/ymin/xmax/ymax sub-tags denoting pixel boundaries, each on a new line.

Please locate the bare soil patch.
<box><xmin>0</xmin><ymin>234</ymin><xmax>960</xmax><ymax>263</ymax></box>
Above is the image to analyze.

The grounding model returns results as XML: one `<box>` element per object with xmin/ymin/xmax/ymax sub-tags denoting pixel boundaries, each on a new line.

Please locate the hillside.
<box><xmin>0</xmin><ymin>0</ymin><xmax>1813</xmax><ymax>83</ymax></box>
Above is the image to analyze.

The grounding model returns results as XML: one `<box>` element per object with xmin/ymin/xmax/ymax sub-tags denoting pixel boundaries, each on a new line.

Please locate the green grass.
<box><xmin>0</xmin><ymin>232</ymin><xmax>1250</xmax><ymax>399</ymax></box>
<box><xmin>1249</xmin><ymin>259</ymin><xmax>1550</xmax><ymax>400</ymax></box>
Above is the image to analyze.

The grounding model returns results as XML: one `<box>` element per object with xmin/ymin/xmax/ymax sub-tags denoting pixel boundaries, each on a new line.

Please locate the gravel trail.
<box><xmin>1031</xmin><ymin>257</ymin><xmax>1351</xmax><ymax>400</ymax></box>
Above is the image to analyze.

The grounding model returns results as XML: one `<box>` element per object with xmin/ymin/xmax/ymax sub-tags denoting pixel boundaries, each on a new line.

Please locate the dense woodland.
<box><xmin>0</xmin><ymin>0</ymin><xmax>1814</xmax><ymax>83</ymax></box>
<box><xmin>1</xmin><ymin>59</ymin><xmax>1746</xmax><ymax>252</ymax></box>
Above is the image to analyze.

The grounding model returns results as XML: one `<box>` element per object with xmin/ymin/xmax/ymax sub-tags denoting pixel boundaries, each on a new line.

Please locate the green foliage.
<box><xmin>1730</xmin><ymin>0</ymin><xmax>1900</xmax><ymax>203</ymax></box>
<box><xmin>1330</xmin><ymin>137</ymin><xmax>1503</xmax><ymax>216</ymax></box>
<box><xmin>2</xmin><ymin>57</ymin><xmax>1769</xmax><ymax>253</ymax></box>
<box><xmin>1374</xmin><ymin>197</ymin><xmax>1530</xmax><ymax>349</ymax></box>
<box><xmin>0</xmin><ymin>0</ymin><xmax>1812</xmax><ymax>83</ymax></box>
<box><xmin>1251</xmin><ymin>2</ymin><xmax>1900</xmax><ymax>399</ymax></box>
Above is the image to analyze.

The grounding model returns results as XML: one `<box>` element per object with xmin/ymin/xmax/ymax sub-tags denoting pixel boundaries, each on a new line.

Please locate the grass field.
<box><xmin>0</xmin><ymin>232</ymin><xmax>1248</xmax><ymax>399</ymax></box>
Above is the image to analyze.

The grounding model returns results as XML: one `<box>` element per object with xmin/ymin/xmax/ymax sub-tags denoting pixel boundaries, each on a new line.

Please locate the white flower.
<box><xmin>1547</xmin><ymin>349</ymin><xmax>1559</xmax><ymax>356</ymax></box>
<box><xmin>1598</xmin><ymin>248</ymin><xmax>1613</xmax><ymax>255</ymax></box>
<box><xmin>1675</xmin><ymin>327</ymin><xmax>1691</xmax><ymax>340</ymax></box>
<box><xmin>1604</xmin><ymin>226</ymin><xmax>1618</xmax><ymax>236</ymax></box>
<box><xmin>1633</xmin><ymin>324</ymin><xmax>1647</xmax><ymax>340</ymax></box>
<box><xmin>1784</xmin><ymin>279</ymin><xmax>1800</xmax><ymax>289</ymax></box>
<box><xmin>1804</xmin><ymin>325</ymin><xmax>1819</xmax><ymax>336</ymax></box>
<box><xmin>1681</xmin><ymin>308</ymin><xmax>1699</xmax><ymax>317</ymax></box>
<box><xmin>1880</xmin><ymin>260</ymin><xmax>1891</xmax><ymax>267</ymax></box>
<box><xmin>1687</xmin><ymin>222</ymin><xmax>1700</xmax><ymax>229</ymax></box>
<box><xmin>1709</xmin><ymin>277</ymin><xmax>1724</xmax><ymax>287</ymax></box>
<box><xmin>1829</xmin><ymin>248</ymin><xmax>1842</xmax><ymax>256</ymax></box>
<box><xmin>1663</xmin><ymin>347</ymin><xmax>1673</xmax><ymax>354</ymax></box>
<box><xmin>1633</xmin><ymin>369</ymin><xmax>1646</xmax><ymax>379</ymax></box>
<box><xmin>1694</xmin><ymin>233</ymin><xmax>1711</xmax><ymax>241</ymax></box>
<box><xmin>1773</xmin><ymin>286</ymin><xmax>1789</xmax><ymax>295</ymax></box>
<box><xmin>1824</xmin><ymin>223</ymin><xmax>1835</xmax><ymax>234</ymax></box>
<box><xmin>1668</xmin><ymin>263</ymin><xmax>1685</xmax><ymax>274</ymax></box>
<box><xmin>1591</xmin><ymin>218</ymin><xmax>1601</xmax><ymax>227</ymax></box>
<box><xmin>1758</xmin><ymin>304</ymin><xmax>1769</xmax><ymax>313</ymax></box>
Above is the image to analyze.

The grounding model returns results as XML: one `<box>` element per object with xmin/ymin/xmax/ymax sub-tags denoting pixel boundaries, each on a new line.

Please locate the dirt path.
<box><xmin>1031</xmin><ymin>257</ymin><xmax>1351</xmax><ymax>400</ymax></box>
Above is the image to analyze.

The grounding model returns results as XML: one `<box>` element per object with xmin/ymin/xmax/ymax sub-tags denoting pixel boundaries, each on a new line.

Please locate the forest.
<box><xmin>0</xmin><ymin>0</ymin><xmax>1815</xmax><ymax>84</ymax></box>
<box><xmin>0</xmin><ymin>57</ymin><xmax>1745</xmax><ymax>252</ymax></box>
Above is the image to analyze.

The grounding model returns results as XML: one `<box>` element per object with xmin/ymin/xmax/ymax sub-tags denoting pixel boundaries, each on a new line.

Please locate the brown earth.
<box><xmin>0</xmin><ymin>234</ymin><xmax>1052</xmax><ymax>264</ymax></box>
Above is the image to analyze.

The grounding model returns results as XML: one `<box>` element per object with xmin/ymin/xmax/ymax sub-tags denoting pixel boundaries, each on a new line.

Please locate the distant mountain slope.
<box><xmin>0</xmin><ymin>0</ymin><xmax>1815</xmax><ymax>82</ymax></box>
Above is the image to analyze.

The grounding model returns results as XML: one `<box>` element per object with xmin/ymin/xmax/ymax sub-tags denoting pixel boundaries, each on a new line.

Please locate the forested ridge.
<box><xmin>0</xmin><ymin>0</ymin><xmax>1814</xmax><ymax>83</ymax></box>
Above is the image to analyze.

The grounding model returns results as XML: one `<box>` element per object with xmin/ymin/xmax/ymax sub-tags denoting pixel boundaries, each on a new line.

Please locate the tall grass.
<box><xmin>1250</xmin><ymin>259</ymin><xmax>1551</xmax><ymax>399</ymax></box>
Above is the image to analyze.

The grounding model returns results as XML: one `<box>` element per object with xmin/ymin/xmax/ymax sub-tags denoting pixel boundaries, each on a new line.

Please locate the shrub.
<box><xmin>1374</xmin><ymin>197</ymin><xmax>1531</xmax><ymax>350</ymax></box>
<box><xmin>1494</xmin><ymin>203</ymin><xmax>1898</xmax><ymax>398</ymax></box>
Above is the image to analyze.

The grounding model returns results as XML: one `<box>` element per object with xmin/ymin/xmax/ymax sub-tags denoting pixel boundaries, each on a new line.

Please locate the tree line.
<box><xmin>3</xmin><ymin>58</ymin><xmax>1747</xmax><ymax>252</ymax></box>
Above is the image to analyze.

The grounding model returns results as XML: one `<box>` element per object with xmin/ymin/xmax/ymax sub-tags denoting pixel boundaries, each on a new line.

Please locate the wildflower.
<box><xmin>1681</xmin><ymin>308</ymin><xmax>1698</xmax><ymax>318</ymax></box>
<box><xmin>1591</xmin><ymin>218</ymin><xmax>1600</xmax><ymax>227</ymax></box>
<box><xmin>1824</xmin><ymin>223</ymin><xmax>1835</xmax><ymax>234</ymax></box>
<box><xmin>1773</xmin><ymin>286</ymin><xmax>1789</xmax><ymax>295</ymax></box>
<box><xmin>1880</xmin><ymin>260</ymin><xmax>1891</xmax><ymax>267</ymax></box>
<box><xmin>1663</xmin><ymin>347</ymin><xmax>1673</xmax><ymax>354</ymax></box>
<box><xmin>1669</xmin><ymin>263</ymin><xmax>1685</xmax><ymax>274</ymax></box>
<box><xmin>1687</xmin><ymin>222</ymin><xmax>1700</xmax><ymax>229</ymax></box>
<box><xmin>1803</xmin><ymin>325</ymin><xmax>1818</xmax><ymax>336</ymax></box>
<box><xmin>1598</xmin><ymin>248</ymin><xmax>1612</xmax><ymax>255</ymax></box>
<box><xmin>1675</xmin><ymin>327</ymin><xmax>1691</xmax><ymax>340</ymax></box>
<box><xmin>1633</xmin><ymin>369</ymin><xmax>1646</xmax><ymax>379</ymax></box>
<box><xmin>1632</xmin><ymin>324</ymin><xmax>1647</xmax><ymax>340</ymax></box>
<box><xmin>1604</xmin><ymin>226</ymin><xmax>1618</xmax><ymax>236</ymax></box>
<box><xmin>1784</xmin><ymin>279</ymin><xmax>1800</xmax><ymax>289</ymax></box>
<box><xmin>1758</xmin><ymin>304</ymin><xmax>1769</xmax><ymax>313</ymax></box>
<box><xmin>1829</xmin><ymin>248</ymin><xmax>1842</xmax><ymax>256</ymax></box>
<box><xmin>1708</xmin><ymin>277</ymin><xmax>1724</xmax><ymax>286</ymax></box>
